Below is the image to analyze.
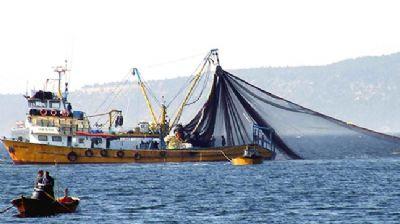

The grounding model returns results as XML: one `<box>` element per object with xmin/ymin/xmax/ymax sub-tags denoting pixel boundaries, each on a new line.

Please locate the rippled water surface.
<box><xmin>1</xmin><ymin>157</ymin><xmax>400</xmax><ymax>223</ymax></box>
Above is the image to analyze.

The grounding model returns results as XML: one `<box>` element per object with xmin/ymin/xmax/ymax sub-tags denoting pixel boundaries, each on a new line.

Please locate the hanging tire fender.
<box><xmin>67</xmin><ymin>151</ymin><xmax>78</xmax><ymax>162</ymax></box>
<box><xmin>134</xmin><ymin>152</ymin><xmax>141</xmax><ymax>160</ymax></box>
<box><xmin>85</xmin><ymin>149</ymin><xmax>94</xmax><ymax>157</ymax></box>
<box><xmin>116</xmin><ymin>150</ymin><xmax>125</xmax><ymax>158</ymax></box>
<box><xmin>100</xmin><ymin>149</ymin><xmax>108</xmax><ymax>157</ymax></box>
<box><xmin>159</xmin><ymin>151</ymin><xmax>167</xmax><ymax>158</ymax></box>
<box><xmin>8</xmin><ymin>146</ymin><xmax>15</xmax><ymax>154</ymax></box>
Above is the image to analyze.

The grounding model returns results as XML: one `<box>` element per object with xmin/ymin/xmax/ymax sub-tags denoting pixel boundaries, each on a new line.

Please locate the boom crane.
<box><xmin>132</xmin><ymin>68</ymin><xmax>159</xmax><ymax>126</ymax></box>
<box><xmin>169</xmin><ymin>49</ymin><xmax>220</xmax><ymax>129</ymax></box>
<box><xmin>132</xmin><ymin>68</ymin><xmax>168</xmax><ymax>149</ymax></box>
<box><xmin>131</xmin><ymin>49</ymin><xmax>219</xmax><ymax>147</ymax></box>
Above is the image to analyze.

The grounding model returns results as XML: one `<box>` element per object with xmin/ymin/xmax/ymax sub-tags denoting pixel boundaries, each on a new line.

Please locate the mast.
<box><xmin>53</xmin><ymin>61</ymin><xmax>69</xmax><ymax>101</ymax></box>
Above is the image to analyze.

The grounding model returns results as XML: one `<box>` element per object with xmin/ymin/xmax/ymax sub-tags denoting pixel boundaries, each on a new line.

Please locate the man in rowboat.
<box><xmin>42</xmin><ymin>171</ymin><xmax>55</xmax><ymax>198</ymax></box>
<box><xmin>32</xmin><ymin>170</ymin><xmax>55</xmax><ymax>201</ymax></box>
<box><xmin>34</xmin><ymin>170</ymin><xmax>44</xmax><ymax>189</ymax></box>
<box><xmin>58</xmin><ymin>188</ymin><xmax>74</xmax><ymax>203</ymax></box>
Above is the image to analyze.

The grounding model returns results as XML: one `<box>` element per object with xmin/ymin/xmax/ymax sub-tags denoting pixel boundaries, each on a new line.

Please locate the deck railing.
<box><xmin>252</xmin><ymin>124</ymin><xmax>275</xmax><ymax>152</ymax></box>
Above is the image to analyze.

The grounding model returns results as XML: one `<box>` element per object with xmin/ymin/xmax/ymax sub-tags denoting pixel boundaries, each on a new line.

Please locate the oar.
<box><xmin>0</xmin><ymin>205</ymin><xmax>13</xmax><ymax>214</ymax></box>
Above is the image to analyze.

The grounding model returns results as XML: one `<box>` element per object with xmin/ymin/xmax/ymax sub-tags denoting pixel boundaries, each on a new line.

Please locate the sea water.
<box><xmin>1</xmin><ymin>156</ymin><xmax>400</xmax><ymax>223</ymax></box>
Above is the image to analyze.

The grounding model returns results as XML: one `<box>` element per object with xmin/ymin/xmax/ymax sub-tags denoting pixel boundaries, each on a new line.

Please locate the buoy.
<box><xmin>231</xmin><ymin>156</ymin><xmax>263</xmax><ymax>166</ymax></box>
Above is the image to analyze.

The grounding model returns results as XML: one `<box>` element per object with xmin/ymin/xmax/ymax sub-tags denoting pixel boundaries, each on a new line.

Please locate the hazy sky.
<box><xmin>1</xmin><ymin>0</ymin><xmax>400</xmax><ymax>94</ymax></box>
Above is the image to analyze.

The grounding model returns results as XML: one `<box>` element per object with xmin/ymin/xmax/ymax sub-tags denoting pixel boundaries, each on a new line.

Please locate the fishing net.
<box><xmin>183</xmin><ymin>66</ymin><xmax>400</xmax><ymax>159</ymax></box>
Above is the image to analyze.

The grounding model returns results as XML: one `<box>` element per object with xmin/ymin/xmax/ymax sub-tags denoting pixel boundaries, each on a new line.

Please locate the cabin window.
<box><xmin>92</xmin><ymin>138</ymin><xmax>102</xmax><ymax>145</ymax></box>
<box><xmin>30</xmin><ymin>100</ymin><xmax>47</xmax><ymax>108</ymax></box>
<box><xmin>51</xmin><ymin>136</ymin><xmax>62</xmax><ymax>142</ymax></box>
<box><xmin>78</xmin><ymin>138</ymin><xmax>85</xmax><ymax>144</ymax></box>
<box><xmin>49</xmin><ymin>101</ymin><xmax>60</xmax><ymax>109</ymax></box>
<box><xmin>38</xmin><ymin>135</ymin><xmax>48</xmax><ymax>141</ymax></box>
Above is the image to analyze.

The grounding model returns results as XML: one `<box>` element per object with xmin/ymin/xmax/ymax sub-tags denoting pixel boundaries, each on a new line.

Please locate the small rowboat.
<box><xmin>11</xmin><ymin>189</ymin><xmax>79</xmax><ymax>217</ymax></box>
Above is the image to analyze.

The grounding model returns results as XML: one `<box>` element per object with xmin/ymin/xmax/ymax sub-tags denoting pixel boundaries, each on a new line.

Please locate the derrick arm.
<box><xmin>169</xmin><ymin>49</ymin><xmax>219</xmax><ymax>128</ymax></box>
<box><xmin>132</xmin><ymin>68</ymin><xmax>159</xmax><ymax>125</ymax></box>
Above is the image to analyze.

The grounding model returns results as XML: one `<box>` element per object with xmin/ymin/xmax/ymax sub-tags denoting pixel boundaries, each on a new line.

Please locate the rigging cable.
<box><xmin>92</xmin><ymin>71</ymin><xmax>130</xmax><ymax>115</ymax></box>
<box><xmin>166</xmin><ymin>53</ymin><xmax>211</xmax><ymax>108</ymax></box>
<box><xmin>185</xmin><ymin>61</ymin><xmax>212</xmax><ymax>106</ymax></box>
<box><xmin>93</xmin><ymin>73</ymin><xmax>131</xmax><ymax>125</ymax></box>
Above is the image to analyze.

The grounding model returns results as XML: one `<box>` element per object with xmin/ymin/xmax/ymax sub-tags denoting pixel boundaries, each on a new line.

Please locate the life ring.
<box><xmin>61</xmin><ymin>110</ymin><xmax>70</xmax><ymax>117</ymax></box>
<box><xmin>116</xmin><ymin>150</ymin><xmax>125</xmax><ymax>158</ymax></box>
<box><xmin>40</xmin><ymin>109</ymin><xmax>47</xmax><ymax>116</ymax></box>
<box><xmin>50</xmin><ymin>110</ymin><xmax>57</xmax><ymax>116</ymax></box>
<box><xmin>159</xmin><ymin>151</ymin><xmax>167</xmax><ymax>158</ymax></box>
<box><xmin>8</xmin><ymin>146</ymin><xmax>15</xmax><ymax>154</ymax></box>
<box><xmin>100</xmin><ymin>149</ymin><xmax>108</xmax><ymax>157</ymax></box>
<box><xmin>85</xmin><ymin>149</ymin><xmax>94</xmax><ymax>157</ymax></box>
<box><xmin>134</xmin><ymin>152</ymin><xmax>141</xmax><ymax>160</ymax></box>
<box><xmin>67</xmin><ymin>151</ymin><xmax>78</xmax><ymax>162</ymax></box>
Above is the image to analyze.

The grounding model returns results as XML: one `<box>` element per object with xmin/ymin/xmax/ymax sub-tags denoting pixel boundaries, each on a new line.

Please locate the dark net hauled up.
<box><xmin>182</xmin><ymin>66</ymin><xmax>400</xmax><ymax>159</ymax></box>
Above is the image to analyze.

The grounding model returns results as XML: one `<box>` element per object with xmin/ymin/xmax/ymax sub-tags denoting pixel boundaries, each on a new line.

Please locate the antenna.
<box><xmin>25</xmin><ymin>81</ymin><xmax>29</xmax><ymax>96</ymax></box>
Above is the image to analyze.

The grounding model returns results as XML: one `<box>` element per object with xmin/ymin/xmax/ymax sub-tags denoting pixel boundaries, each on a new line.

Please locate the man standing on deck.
<box><xmin>221</xmin><ymin>135</ymin><xmax>226</xmax><ymax>147</ymax></box>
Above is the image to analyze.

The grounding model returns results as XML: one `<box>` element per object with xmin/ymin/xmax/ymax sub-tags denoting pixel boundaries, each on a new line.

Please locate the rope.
<box><xmin>92</xmin><ymin>71</ymin><xmax>131</xmax><ymax>115</ymax></box>
<box><xmin>94</xmin><ymin>77</ymin><xmax>130</xmax><ymax>125</ymax></box>
<box><xmin>0</xmin><ymin>205</ymin><xmax>13</xmax><ymax>214</ymax></box>
<box><xmin>219</xmin><ymin>150</ymin><xmax>232</xmax><ymax>162</ymax></box>
<box><xmin>186</xmin><ymin>62</ymin><xmax>212</xmax><ymax>106</ymax></box>
<box><xmin>142</xmin><ymin>80</ymin><xmax>161</xmax><ymax>106</ymax></box>
<box><xmin>144</xmin><ymin>52</ymin><xmax>205</xmax><ymax>69</ymax></box>
<box><xmin>166</xmin><ymin>75</ymin><xmax>196</xmax><ymax>108</ymax></box>
<box><xmin>166</xmin><ymin>54</ymin><xmax>209</xmax><ymax>108</ymax></box>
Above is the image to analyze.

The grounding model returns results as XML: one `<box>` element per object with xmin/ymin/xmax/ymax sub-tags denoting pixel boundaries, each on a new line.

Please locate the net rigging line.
<box><xmin>185</xmin><ymin>61</ymin><xmax>212</xmax><ymax>106</ymax></box>
<box><xmin>136</xmin><ymin>51</ymin><xmax>206</xmax><ymax>108</ymax></box>
<box><xmin>143</xmin><ymin>52</ymin><xmax>205</xmax><ymax>69</ymax></box>
<box><xmin>91</xmin><ymin>72</ymin><xmax>131</xmax><ymax>125</ymax></box>
<box><xmin>165</xmin><ymin>57</ymin><xmax>208</xmax><ymax>108</ymax></box>
<box><xmin>137</xmin><ymin>75</ymin><xmax>162</xmax><ymax>107</ymax></box>
<box><xmin>166</xmin><ymin>54</ymin><xmax>214</xmax><ymax>124</ymax></box>
<box><xmin>95</xmin><ymin>81</ymin><xmax>129</xmax><ymax>125</ymax></box>
<box><xmin>92</xmin><ymin>71</ymin><xmax>131</xmax><ymax>115</ymax></box>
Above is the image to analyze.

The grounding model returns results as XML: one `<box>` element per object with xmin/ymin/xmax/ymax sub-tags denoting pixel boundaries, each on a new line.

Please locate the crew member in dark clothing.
<box><xmin>67</xmin><ymin>103</ymin><xmax>72</xmax><ymax>113</ymax></box>
<box><xmin>221</xmin><ymin>135</ymin><xmax>226</xmax><ymax>147</ymax></box>
<box><xmin>42</xmin><ymin>171</ymin><xmax>55</xmax><ymax>198</ymax></box>
<box><xmin>34</xmin><ymin>170</ymin><xmax>44</xmax><ymax>189</ymax></box>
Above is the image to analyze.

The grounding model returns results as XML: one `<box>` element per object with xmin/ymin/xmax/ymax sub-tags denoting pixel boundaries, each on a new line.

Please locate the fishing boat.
<box><xmin>1</xmin><ymin>50</ymin><xmax>276</xmax><ymax>164</ymax></box>
<box><xmin>11</xmin><ymin>187</ymin><xmax>79</xmax><ymax>217</ymax></box>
